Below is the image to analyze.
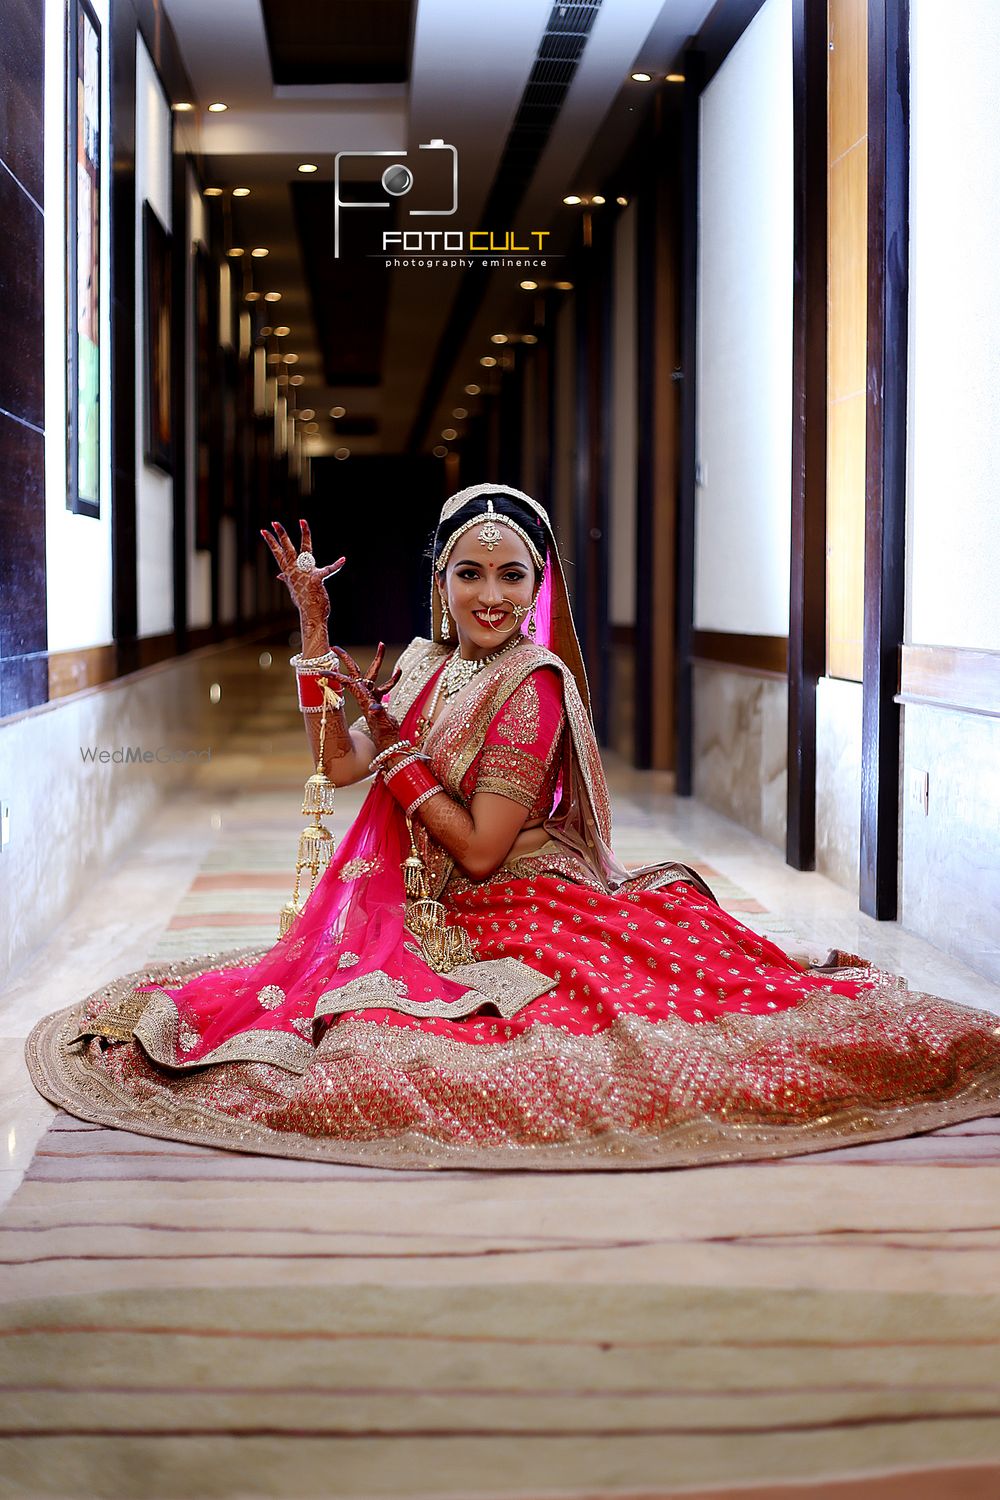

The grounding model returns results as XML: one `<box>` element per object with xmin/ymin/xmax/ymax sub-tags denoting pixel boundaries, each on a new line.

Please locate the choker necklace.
<box><xmin>440</xmin><ymin>632</ymin><xmax>525</xmax><ymax>700</ymax></box>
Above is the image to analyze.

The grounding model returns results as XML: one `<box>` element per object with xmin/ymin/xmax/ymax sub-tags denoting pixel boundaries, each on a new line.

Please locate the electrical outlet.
<box><xmin>0</xmin><ymin>802</ymin><xmax>9</xmax><ymax>850</ymax></box>
<box><xmin>908</xmin><ymin>769</ymin><xmax>929</xmax><ymax>816</ymax></box>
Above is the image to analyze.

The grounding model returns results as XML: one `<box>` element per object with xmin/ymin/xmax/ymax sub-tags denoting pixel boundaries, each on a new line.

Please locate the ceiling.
<box><xmin>162</xmin><ymin>0</ymin><xmax>716</xmax><ymax>459</ymax></box>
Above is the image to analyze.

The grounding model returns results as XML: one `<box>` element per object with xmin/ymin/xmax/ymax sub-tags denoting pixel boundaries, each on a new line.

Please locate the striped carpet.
<box><xmin>5</xmin><ymin>659</ymin><xmax>1000</xmax><ymax>1496</ymax></box>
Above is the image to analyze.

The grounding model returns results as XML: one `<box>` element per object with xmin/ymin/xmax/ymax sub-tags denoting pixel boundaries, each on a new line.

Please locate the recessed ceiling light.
<box><xmin>555</xmin><ymin>281</ymin><xmax>574</xmax><ymax>291</ymax></box>
<box><xmin>173</xmin><ymin>102</ymin><xmax>194</xmax><ymax>112</ymax></box>
<box><xmin>592</xmin><ymin>194</ymin><xmax>606</xmax><ymax>205</ymax></box>
<box><xmin>464</xmin><ymin>383</ymin><xmax>480</xmax><ymax>396</ymax></box>
<box><xmin>304</xmin><ymin>422</ymin><xmax>319</xmax><ymax>434</ymax></box>
<box><xmin>274</xmin><ymin>325</ymin><xmax>290</xmax><ymax>337</ymax></box>
<box><xmin>298</xmin><ymin>163</ymin><xmax>318</xmax><ymax>174</ymax></box>
<box><xmin>267</xmin><ymin>351</ymin><xmax>280</xmax><ymax>363</ymax></box>
<box><xmin>563</xmin><ymin>194</ymin><xmax>582</xmax><ymax>205</ymax></box>
<box><xmin>208</xmin><ymin>101</ymin><xmax>228</xmax><ymax>112</ymax></box>
<box><xmin>227</xmin><ymin>247</ymin><xmax>244</xmax><ymax>257</ymax></box>
<box><xmin>330</xmin><ymin>405</ymin><xmax>346</xmax><ymax>418</ymax></box>
<box><xmin>665</xmin><ymin>73</ymin><xmax>685</xmax><ymax>83</ymax></box>
<box><xmin>298</xmin><ymin>409</ymin><xmax>315</xmax><ymax>421</ymax></box>
<box><xmin>232</xmin><ymin>186</ymin><xmax>251</xmax><ymax>197</ymax></box>
<box><xmin>630</xmin><ymin>72</ymin><xmax>652</xmax><ymax>83</ymax></box>
<box><xmin>441</xmin><ymin>427</ymin><xmax>458</xmax><ymax>441</ymax></box>
<box><xmin>250</xmin><ymin>247</ymin><xmax>268</xmax><ymax>258</ymax></box>
<box><xmin>520</xmin><ymin>279</ymin><xmax>538</xmax><ymax>290</ymax></box>
<box><xmin>245</xmin><ymin>291</ymin><xmax>261</xmax><ymax>302</ymax></box>
<box><xmin>432</xmin><ymin>445</ymin><xmax>448</xmax><ymax>458</ymax></box>
<box><xmin>616</xmin><ymin>196</ymin><xmax>628</xmax><ymax>206</ymax></box>
<box><xmin>480</xmin><ymin>356</ymin><xmax>497</xmax><ymax>368</ymax></box>
<box><xmin>283</xmin><ymin>353</ymin><xmax>299</xmax><ymax>364</ymax></box>
<box><xmin>490</xmin><ymin>334</ymin><xmax>508</xmax><ymax>345</ymax></box>
<box><xmin>260</xmin><ymin>326</ymin><xmax>273</xmax><ymax>337</ymax></box>
<box><xmin>452</xmin><ymin>407</ymin><xmax>468</xmax><ymax>419</ymax></box>
<box><xmin>263</xmin><ymin>291</ymin><xmax>281</xmax><ymax>302</ymax></box>
<box><xmin>522</xmin><ymin>333</ymin><xmax>538</xmax><ymax>345</ymax></box>
<box><xmin>335</xmin><ymin>447</ymin><xmax>350</xmax><ymax>460</ymax></box>
<box><xmin>204</xmin><ymin>187</ymin><xmax>223</xmax><ymax>197</ymax></box>
<box><xmin>289</xmin><ymin>374</ymin><xmax>304</xmax><ymax>386</ymax></box>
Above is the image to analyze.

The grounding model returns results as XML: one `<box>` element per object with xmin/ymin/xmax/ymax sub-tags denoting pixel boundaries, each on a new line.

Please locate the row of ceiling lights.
<box><xmin>630</xmin><ymin>71</ymin><xmax>685</xmax><ymax>84</ymax></box>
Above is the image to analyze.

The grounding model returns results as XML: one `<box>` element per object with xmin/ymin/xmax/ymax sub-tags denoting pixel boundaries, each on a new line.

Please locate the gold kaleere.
<box><xmin>279</xmin><ymin>678</ymin><xmax>341</xmax><ymax>936</ymax></box>
<box><xmin>400</xmin><ymin>817</ymin><xmax>476</xmax><ymax>972</ymax></box>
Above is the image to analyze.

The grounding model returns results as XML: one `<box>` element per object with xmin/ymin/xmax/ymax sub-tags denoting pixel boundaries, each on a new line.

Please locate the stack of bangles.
<box><xmin>369</xmin><ymin>739</ymin><xmax>443</xmax><ymax>817</ymax></box>
<box><xmin>289</xmin><ymin>650</ymin><xmax>344</xmax><ymax>714</ymax></box>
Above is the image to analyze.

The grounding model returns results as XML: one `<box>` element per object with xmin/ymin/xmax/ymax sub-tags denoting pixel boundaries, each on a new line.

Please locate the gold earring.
<box><xmin>527</xmin><ymin>599</ymin><xmax>537</xmax><ymax>638</ymax></box>
<box><xmin>441</xmin><ymin>601</ymin><xmax>451</xmax><ymax>641</ymax></box>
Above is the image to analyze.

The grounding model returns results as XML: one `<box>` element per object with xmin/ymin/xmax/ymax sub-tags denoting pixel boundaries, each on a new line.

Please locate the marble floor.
<box><xmin>2</xmin><ymin>651</ymin><xmax>998</xmax><ymax>1208</ymax></box>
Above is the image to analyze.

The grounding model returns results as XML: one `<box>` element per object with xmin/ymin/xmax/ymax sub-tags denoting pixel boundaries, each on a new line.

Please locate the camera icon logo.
<box><xmin>333</xmin><ymin>139</ymin><xmax>459</xmax><ymax>258</ymax></box>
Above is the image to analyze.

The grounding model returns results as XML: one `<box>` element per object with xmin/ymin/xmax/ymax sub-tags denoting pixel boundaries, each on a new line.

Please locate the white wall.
<box><xmin>906</xmin><ymin>0</ymin><xmax>1000</xmax><ymax>651</ymax></box>
<box><xmin>609</xmin><ymin>202</ymin><xmax>637</xmax><ymax>627</ymax></box>
<box><xmin>694</xmin><ymin>0</ymin><xmax>793</xmax><ymax>636</ymax></box>
<box><xmin>44</xmin><ymin>0</ymin><xmax>114</xmax><ymax>652</ymax></box>
<box><xmin>134</xmin><ymin>34</ymin><xmax>174</xmax><ymax>638</ymax></box>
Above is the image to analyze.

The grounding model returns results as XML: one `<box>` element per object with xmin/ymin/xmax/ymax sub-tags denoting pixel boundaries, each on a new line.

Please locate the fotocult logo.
<box><xmin>334</xmin><ymin>139</ymin><xmax>459</xmax><ymax>259</ymax></box>
<box><xmin>334</xmin><ymin>139</ymin><xmax>550</xmax><ymax>265</ymax></box>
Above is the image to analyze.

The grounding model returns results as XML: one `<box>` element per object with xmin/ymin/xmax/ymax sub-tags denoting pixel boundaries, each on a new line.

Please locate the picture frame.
<box><xmin>142</xmin><ymin>199</ymin><xmax>173</xmax><ymax>473</ymax></box>
<box><xmin>65</xmin><ymin>0</ymin><xmax>102</xmax><ymax>517</ymax></box>
<box><xmin>193</xmin><ymin>244</ymin><xmax>216</xmax><ymax>549</ymax></box>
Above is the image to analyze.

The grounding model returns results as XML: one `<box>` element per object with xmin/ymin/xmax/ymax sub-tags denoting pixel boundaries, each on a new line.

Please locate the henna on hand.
<box><xmin>260</xmin><ymin>518</ymin><xmax>345</xmax><ymax>652</ymax></box>
<box><xmin>327</xmin><ymin>643</ymin><xmax>405</xmax><ymax>754</ymax></box>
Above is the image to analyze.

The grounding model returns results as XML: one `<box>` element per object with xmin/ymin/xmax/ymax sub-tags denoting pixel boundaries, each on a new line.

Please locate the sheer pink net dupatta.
<box><xmin>131</xmin><ymin>689</ymin><xmax>486</xmax><ymax>1069</ymax></box>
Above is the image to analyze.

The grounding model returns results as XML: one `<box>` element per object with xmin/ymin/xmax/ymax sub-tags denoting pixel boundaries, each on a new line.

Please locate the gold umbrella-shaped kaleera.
<box><xmin>278</xmin><ymin>677</ymin><xmax>341</xmax><ymax>936</ymax></box>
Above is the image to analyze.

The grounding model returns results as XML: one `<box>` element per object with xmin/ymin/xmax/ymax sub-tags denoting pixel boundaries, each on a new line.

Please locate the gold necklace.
<box><xmin>440</xmin><ymin>633</ymin><xmax>524</xmax><ymax>699</ymax></box>
<box><xmin>415</xmin><ymin>634</ymin><xmax>524</xmax><ymax>746</ymax></box>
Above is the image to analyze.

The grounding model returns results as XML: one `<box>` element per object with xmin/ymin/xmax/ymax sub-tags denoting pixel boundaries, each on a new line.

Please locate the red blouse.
<box><xmin>452</xmin><ymin>665</ymin><xmax>566</xmax><ymax>820</ymax></box>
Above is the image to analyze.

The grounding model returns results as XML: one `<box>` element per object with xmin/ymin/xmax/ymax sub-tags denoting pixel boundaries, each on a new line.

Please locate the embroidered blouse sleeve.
<box><xmin>473</xmin><ymin>667</ymin><xmax>565</xmax><ymax>810</ymax></box>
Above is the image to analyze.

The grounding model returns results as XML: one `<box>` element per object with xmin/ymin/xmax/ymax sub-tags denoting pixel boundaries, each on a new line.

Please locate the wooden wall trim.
<box><xmin>692</xmin><ymin>630</ymin><xmax>788</xmax><ymax>675</ymax></box>
<box><xmin>48</xmin><ymin>646</ymin><xmax>118</xmax><ymax>701</ymax></box>
<box><xmin>786</xmin><ymin>0</ymin><xmax>829</xmax><ymax>871</ymax></box>
<box><xmin>898</xmin><ymin>645</ymin><xmax>1000</xmax><ymax>720</ymax></box>
<box><xmin>860</xmin><ymin>0</ymin><xmax>910</xmax><ymax>920</ymax></box>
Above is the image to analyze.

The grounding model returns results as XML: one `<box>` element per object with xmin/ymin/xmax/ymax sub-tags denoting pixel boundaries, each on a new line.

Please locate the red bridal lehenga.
<box><xmin>26</xmin><ymin>485</ymin><xmax>1000</xmax><ymax>1170</ymax></box>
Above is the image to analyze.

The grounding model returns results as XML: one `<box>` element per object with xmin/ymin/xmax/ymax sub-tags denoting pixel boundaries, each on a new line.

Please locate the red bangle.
<box><xmin>383</xmin><ymin>759</ymin><xmax>442</xmax><ymax>812</ymax></box>
<box><xmin>296</xmin><ymin>673</ymin><xmax>341</xmax><ymax>712</ymax></box>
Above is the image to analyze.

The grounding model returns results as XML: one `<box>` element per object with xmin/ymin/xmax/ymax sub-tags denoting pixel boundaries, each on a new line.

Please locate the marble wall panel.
<box><xmin>815</xmin><ymin>675</ymin><xmax>862</xmax><ymax>892</ymax></box>
<box><xmin>693</xmin><ymin>662</ymin><xmax>787</xmax><ymax>850</ymax></box>
<box><xmin>0</xmin><ymin>645</ymin><xmax>268</xmax><ymax>987</ymax></box>
<box><xmin>900</xmin><ymin>704</ymin><xmax>1000</xmax><ymax>984</ymax></box>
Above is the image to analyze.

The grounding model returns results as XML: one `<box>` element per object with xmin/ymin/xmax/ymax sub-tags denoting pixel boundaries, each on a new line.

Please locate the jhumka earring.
<box><xmin>440</xmin><ymin>602</ymin><xmax>451</xmax><ymax>641</ymax></box>
<box><xmin>527</xmin><ymin>598</ymin><xmax>537</xmax><ymax>638</ymax></box>
<box><xmin>278</xmin><ymin>678</ymin><xmax>339</xmax><ymax>935</ymax></box>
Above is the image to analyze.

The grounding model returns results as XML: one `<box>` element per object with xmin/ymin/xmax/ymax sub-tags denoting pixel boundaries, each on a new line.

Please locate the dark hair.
<box><xmin>430</xmin><ymin>493</ymin><xmax>548</xmax><ymax>583</ymax></box>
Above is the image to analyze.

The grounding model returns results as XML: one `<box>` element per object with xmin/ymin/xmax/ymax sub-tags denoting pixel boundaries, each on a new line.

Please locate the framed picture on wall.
<box><xmin>193</xmin><ymin>244</ymin><xmax>216</xmax><ymax>549</ymax></box>
<box><xmin>65</xmin><ymin>0</ymin><xmax>102</xmax><ymax>517</ymax></box>
<box><xmin>142</xmin><ymin>200</ymin><xmax>173</xmax><ymax>473</ymax></box>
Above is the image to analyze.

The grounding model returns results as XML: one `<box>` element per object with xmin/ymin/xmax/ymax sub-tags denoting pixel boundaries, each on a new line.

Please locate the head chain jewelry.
<box><xmin>435</xmin><ymin>497</ymin><xmax>544</xmax><ymax>574</ymax></box>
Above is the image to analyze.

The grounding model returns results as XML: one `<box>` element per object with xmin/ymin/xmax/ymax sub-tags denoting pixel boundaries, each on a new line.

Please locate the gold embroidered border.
<box><xmin>25</xmin><ymin>947</ymin><xmax>1000</xmax><ymax>1173</ymax></box>
<box><xmin>476</xmin><ymin>744</ymin><xmax>549</xmax><ymax>809</ymax></box>
<box><xmin>313</xmin><ymin>957</ymin><xmax>556</xmax><ymax>1024</ymax></box>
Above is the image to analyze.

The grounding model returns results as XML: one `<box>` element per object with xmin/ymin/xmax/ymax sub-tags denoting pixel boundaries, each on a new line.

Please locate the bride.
<box><xmin>27</xmin><ymin>483</ymin><xmax>1000</xmax><ymax>1169</ymax></box>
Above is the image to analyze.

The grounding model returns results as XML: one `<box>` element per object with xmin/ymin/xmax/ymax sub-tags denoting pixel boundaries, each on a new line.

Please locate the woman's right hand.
<box><xmin>260</xmin><ymin>519</ymin><xmax>345</xmax><ymax>642</ymax></box>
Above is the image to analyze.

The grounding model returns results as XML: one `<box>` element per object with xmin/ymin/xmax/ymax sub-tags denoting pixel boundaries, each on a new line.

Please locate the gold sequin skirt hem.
<box><xmin>24</xmin><ymin>948</ymin><xmax>1000</xmax><ymax>1173</ymax></box>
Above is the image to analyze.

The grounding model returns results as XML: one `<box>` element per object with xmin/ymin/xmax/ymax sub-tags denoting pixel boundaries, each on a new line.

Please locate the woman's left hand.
<box><xmin>328</xmin><ymin>644</ymin><xmax>404</xmax><ymax>752</ymax></box>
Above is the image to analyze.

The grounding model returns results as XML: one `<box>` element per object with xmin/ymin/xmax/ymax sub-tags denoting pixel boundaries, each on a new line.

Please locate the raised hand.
<box><xmin>327</xmin><ymin>643</ymin><xmax>404</xmax><ymax>753</ymax></box>
<box><xmin>260</xmin><ymin>519</ymin><xmax>345</xmax><ymax>645</ymax></box>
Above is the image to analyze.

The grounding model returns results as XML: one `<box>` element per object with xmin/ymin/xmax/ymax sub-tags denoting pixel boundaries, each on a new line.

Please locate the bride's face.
<box><xmin>438</xmin><ymin>525</ymin><xmax>536</xmax><ymax>657</ymax></box>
